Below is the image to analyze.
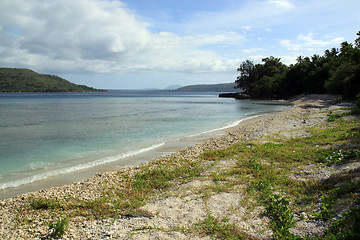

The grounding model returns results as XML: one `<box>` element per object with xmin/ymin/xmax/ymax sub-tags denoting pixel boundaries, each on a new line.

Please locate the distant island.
<box><xmin>0</xmin><ymin>68</ymin><xmax>105</xmax><ymax>92</ymax></box>
<box><xmin>172</xmin><ymin>83</ymin><xmax>236</xmax><ymax>92</ymax></box>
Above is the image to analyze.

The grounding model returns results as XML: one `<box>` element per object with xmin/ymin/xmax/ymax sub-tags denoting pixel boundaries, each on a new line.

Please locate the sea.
<box><xmin>0</xmin><ymin>90</ymin><xmax>291</xmax><ymax>194</ymax></box>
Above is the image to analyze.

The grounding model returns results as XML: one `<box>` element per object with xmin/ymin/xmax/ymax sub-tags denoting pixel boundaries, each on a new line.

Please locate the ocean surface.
<box><xmin>0</xmin><ymin>91</ymin><xmax>290</xmax><ymax>190</ymax></box>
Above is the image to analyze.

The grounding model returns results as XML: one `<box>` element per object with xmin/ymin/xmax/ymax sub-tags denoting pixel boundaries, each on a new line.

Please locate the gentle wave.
<box><xmin>187</xmin><ymin>115</ymin><xmax>260</xmax><ymax>137</ymax></box>
<box><xmin>0</xmin><ymin>142</ymin><xmax>165</xmax><ymax>190</ymax></box>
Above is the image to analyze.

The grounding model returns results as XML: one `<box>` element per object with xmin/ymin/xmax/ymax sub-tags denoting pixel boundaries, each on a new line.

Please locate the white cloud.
<box><xmin>267</xmin><ymin>0</ymin><xmax>294</xmax><ymax>10</ymax></box>
<box><xmin>280</xmin><ymin>33</ymin><xmax>345</xmax><ymax>52</ymax></box>
<box><xmin>242</xmin><ymin>48</ymin><xmax>266</xmax><ymax>53</ymax></box>
<box><xmin>0</xmin><ymin>0</ymin><xmax>243</xmax><ymax>75</ymax></box>
<box><xmin>279</xmin><ymin>55</ymin><xmax>298</xmax><ymax>65</ymax></box>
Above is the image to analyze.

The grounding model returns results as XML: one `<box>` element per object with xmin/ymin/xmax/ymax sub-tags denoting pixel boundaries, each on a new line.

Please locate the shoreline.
<box><xmin>2</xmin><ymin>94</ymin><xmax>355</xmax><ymax>239</ymax></box>
<box><xmin>0</xmin><ymin>107</ymin><xmax>289</xmax><ymax>200</ymax></box>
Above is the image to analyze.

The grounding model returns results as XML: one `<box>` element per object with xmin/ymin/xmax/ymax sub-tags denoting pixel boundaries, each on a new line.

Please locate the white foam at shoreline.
<box><xmin>187</xmin><ymin>115</ymin><xmax>260</xmax><ymax>138</ymax></box>
<box><xmin>0</xmin><ymin>142</ymin><xmax>165</xmax><ymax>190</ymax></box>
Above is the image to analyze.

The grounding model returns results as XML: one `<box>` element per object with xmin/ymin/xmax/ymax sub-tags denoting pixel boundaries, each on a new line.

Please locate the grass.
<box><xmin>30</xmin><ymin>197</ymin><xmax>65</xmax><ymax>210</ymax></box>
<box><xmin>48</xmin><ymin>217</ymin><xmax>68</xmax><ymax>239</ymax></box>
<box><xmin>194</xmin><ymin>213</ymin><xmax>257</xmax><ymax>240</ymax></box>
<box><xmin>22</xmin><ymin>157</ymin><xmax>203</xmax><ymax>222</ymax></box>
<box><xmin>197</xmin><ymin>118</ymin><xmax>360</xmax><ymax>239</ymax></box>
<box><xmin>263</xmin><ymin>193</ymin><xmax>298</xmax><ymax>239</ymax></box>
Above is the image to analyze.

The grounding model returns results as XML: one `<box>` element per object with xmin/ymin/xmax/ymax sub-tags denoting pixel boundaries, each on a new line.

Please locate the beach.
<box><xmin>0</xmin><ymin>94</ymin><xmax>358</xmax><ymax>239</ymax></box>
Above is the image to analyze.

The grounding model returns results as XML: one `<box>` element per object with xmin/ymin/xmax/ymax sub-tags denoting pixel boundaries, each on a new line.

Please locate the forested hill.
<box><xmin>173</xmin><ymin>83</ymin><xmax>236</xmax><ymax>92</ymax></box>
<box><xmin>0</xmin><ymin>68</ymin><xmax>105</xmax><ymax>92</ymax></box>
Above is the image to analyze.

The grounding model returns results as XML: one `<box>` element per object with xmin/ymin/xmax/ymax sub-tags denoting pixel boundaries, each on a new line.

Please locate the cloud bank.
<box><xmin>0</xmin><ymin>0</ymin><xmax>244</xmax><ymax>74</ymax></box>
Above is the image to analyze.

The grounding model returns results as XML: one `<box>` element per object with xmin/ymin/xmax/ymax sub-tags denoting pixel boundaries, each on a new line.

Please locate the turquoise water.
<box><xmin>0</xmin><ymin>91</ymin><xmax>290</xmax><ymax>189</ymax></box>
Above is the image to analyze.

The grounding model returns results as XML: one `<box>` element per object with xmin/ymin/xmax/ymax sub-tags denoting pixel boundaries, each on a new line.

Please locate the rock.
<box><xmin>218</xmin><ymin>92</ymin><xmax>250</xmax><ymax>99</ymax></box>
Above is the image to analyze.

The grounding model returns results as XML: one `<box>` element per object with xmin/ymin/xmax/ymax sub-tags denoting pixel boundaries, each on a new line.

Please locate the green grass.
<box><xmin>48</xmin><ymin>217</ymin><xmax>68</xmax><ymax>239</ymax></box>
<box><xmin>194</xmin><ymin>214</ymin><xmax>257</xmax><ymax>240</ymax></box>
<box><xmin>23</xmin><ymin>157</ymin><xmax>203</xmax><ymax>222</ymax></box>
<box><xmin>198</xmin><ymin>118</ymin><xmax>360</xmax><ymax>239</ymax></box>
<box><xmin>263</xmin><ymin>193</ymin><xmax>299</xmax><ymax>239</ymax></box>
<box><xmin>30</xmin><ymin>197</ymin><xmax>65</xmax><ymax>210</ymax></box>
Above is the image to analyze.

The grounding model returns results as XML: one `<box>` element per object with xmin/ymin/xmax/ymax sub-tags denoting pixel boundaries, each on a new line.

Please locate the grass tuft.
<box><xmin>194</xmin><ymin>214</ymin><xmax>257</xmax><ymax>240</ymax></box>
<box><xmin>48</xmin><ymin>217</ymin><xmax>68</xmax><ymax>239</ymax></box>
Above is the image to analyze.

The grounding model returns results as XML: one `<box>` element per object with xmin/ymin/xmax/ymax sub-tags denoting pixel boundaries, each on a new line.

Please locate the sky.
<box><xmin>0</xmin><ymin>0</ymin><xmax>359</xmax><ymax>89</ymax></box>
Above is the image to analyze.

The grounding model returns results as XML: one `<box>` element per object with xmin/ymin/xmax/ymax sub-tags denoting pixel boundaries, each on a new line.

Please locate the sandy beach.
<box><xmin>0</xmin><ymin>94</ymin><xmax>358</xmax><ymax>239</ymax></box>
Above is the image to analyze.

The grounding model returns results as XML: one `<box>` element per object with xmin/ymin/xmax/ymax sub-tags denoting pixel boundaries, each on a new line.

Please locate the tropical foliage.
<box><xmin>236</xmin><ymin>31</ymin><xmax>360</xmax><ymax>100</ymax></box>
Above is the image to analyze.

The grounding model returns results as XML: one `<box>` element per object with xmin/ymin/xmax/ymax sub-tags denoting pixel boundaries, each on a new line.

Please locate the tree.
<box><xmin>235</xmin><ymin>59</ymin><xmax>255</xmax><ymax>90</ymax></box>
<box><xmin>257</xmin><ymin>57</ymin><xmax>288</xmax><ymax>98</ymax></box>
<box><xmin>355</xmin><ymin>31</ymin><xmax>360</xmax><ymax>48</ymax></box>
<box><xmin>325</xmin><ymin>48</ymin><xmax>339</xmax><ymax>58</ymax></box>
<box><xmin>279</xmin><ymin>56</ymin><xmax>311</xmax><ymax>97</ymax></box>
<box><xmin>325</xmin><ymin>41</ymin><xmax>360</xmax><ymax>99</ymax></box>
<box><xmin>235</xmin><ymin>57</ymin><xmax>288</xmax><ymax>99</ymax></box>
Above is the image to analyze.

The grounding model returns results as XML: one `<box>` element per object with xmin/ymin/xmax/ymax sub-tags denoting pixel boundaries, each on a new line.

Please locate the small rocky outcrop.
<box><xmin>218</xmin><ymin>92</ymin><xmax>250</xmax><ymax>99</ymax></box>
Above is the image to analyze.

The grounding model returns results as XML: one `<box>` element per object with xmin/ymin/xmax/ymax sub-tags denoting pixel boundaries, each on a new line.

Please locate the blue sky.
<box><xmin>0</xmin><ymin>0</ymin><xmax>359</xmax><ymax>89</ymax></box>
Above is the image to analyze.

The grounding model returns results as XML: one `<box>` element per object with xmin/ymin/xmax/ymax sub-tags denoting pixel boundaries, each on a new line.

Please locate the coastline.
<box><xmin>0</xmin><ymin>106</ymin><xmax>289</xmax><ymax>200</ymax></box>
<box><xmin>1</xmin><ymin>94</ymin><xmax>357</xmax><ymax>239</ymax></box>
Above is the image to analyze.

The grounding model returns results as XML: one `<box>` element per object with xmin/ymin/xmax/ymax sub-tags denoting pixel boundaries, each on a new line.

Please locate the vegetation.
<box><xmin>48</xmin><ymin>218</ymin><xmax>68</xmax><ymax>239</ymax></box>
<box><xmin>236</xmin><ymin>31</ymin><xmax>360</xmax><ymax>100</ymax></box>
<box><xmin>200</xmin><ymin>116</ymin><xmax>360</xmax><ymax>239</ymax></box>
<box><xmin>23</xmin><ymin>157</ymin><xmax>202</xmax><ymax>222</ymax></box>
<box><xmin>173</xmin><ymin>83</ymin><xmax>237</xmax><ymax>92</ymax></box>
<box><xmin>0</xmin><ymin>68</ymin><xmax>105</xmax><ymax>92</ymax></box>
<box><xmin>194</xmin><ymin>214</ymin><xmax>257</xmax><ymax>240</ymax></box>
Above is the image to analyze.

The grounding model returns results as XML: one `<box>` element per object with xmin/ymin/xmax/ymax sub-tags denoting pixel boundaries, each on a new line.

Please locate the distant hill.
<box><xmin>0</xmin><ymin>68</ymin><xmax>105</xmax><ymax>92</ymax></box>
<box><xmin>164</xmin><ymin>84</ymin><xmax>183</xmax><ymax>90</ymax></box>
<box><xmin>173</xmin><ymin>83</ymin><xmax>237</xmax><ymax>92</ymax></box>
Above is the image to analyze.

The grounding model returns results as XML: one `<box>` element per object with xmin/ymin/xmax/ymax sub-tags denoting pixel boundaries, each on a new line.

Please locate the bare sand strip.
<box><xmin>0</xmin><ymin>94</ymin><xmax>356</xmax><ymax>239</ymax></box>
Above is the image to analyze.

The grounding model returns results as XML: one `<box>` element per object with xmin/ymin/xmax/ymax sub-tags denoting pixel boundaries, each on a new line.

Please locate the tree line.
<box><xmin>235</xmin><ymin>31</ymin><xmax>360</xmax><ymax>100</ymax></box>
